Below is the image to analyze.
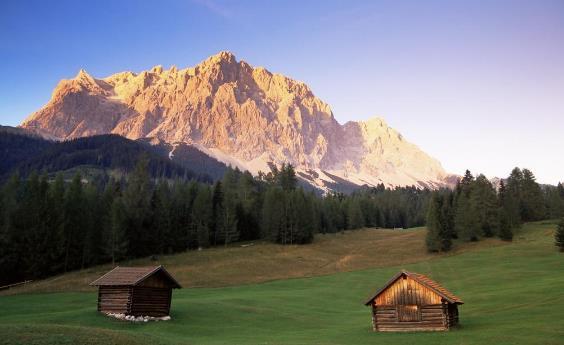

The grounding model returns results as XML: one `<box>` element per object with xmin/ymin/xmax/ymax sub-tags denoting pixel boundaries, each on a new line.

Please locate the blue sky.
<box><xmin>1</xmin><ymin>0</ymin><xmax>563</xmax><ymax>184</ymax></box>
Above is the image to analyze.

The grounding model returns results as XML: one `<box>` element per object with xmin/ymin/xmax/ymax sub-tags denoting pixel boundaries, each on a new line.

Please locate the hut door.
<box><xmin>397</xmin><ymin>305</ymin><xmax>421</xmax><ymax>322</ymax></box>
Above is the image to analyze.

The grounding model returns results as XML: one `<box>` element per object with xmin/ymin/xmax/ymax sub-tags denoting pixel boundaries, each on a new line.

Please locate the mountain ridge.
<box><xmin>21</xmin><ymin>51</ymin><xmax>453</xmax><ymax>190</ymax></box>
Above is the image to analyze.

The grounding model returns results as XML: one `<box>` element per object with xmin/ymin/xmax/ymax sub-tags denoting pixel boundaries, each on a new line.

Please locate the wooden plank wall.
<box><xmin>130</xmin><ymin>287</ymin><xmax>172</xmax><ymax>316</ymax></box>
<box><xmin>375</xmin><ymin>276</ymin><xmax>442</xmax><ymax>305</ymax></box>
<box><xmin>373</xmin><ymin>305</ymin><xmax>447</xmax><ymax>331</ymax></box>
<box><xmin>98</xmin><ymin>286</ymin><xmax>132</xmax><ymax>314</ymax></box>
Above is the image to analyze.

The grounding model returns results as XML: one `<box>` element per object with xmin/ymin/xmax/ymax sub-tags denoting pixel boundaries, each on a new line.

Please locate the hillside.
<box><xmin>4</xmin><ymin>226</ymin><xmax>507</xmax><ymax>295</ymax></box>
<box><xmin>20</xmin><ymin>52</ymin><xmax>454</xmax><ymax>191</ymax></box>
<box><xmin>0</xmin><ymin>130</ymin><xmax>219</xmax><ymax>182</ymax></box>
<box><xmin>0</xmin><ymin>222</ymin><xmax>562</xmax><ymax>345</ymax></box>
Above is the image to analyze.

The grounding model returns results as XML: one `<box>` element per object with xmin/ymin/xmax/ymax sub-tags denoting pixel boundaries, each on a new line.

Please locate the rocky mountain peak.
<box><xmin>20</xmin><ymin>52</ymin><xmax>452</xmax><ymax>190</ymax></box>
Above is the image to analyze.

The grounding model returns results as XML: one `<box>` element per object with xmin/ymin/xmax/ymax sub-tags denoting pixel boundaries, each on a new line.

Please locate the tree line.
<box><xmin>426</xmin><ymin>168</ymin><xmax>564</xmax><ymax>252</ymax></box>
<box><xmin>2</xmin><ymin>160</ymin><xmax>560</xmax><ymax>286</ymax></box>
<box><xmin>0</xmin><ymin>160</ymin><xmax>431</xmax><ymax>286</ymax></box>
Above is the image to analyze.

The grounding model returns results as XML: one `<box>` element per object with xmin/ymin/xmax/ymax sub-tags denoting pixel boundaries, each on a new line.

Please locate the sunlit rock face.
<box><xmin>21</xmin><ymin>51</ymin><xmax>452</xmax><ymax>190</ymax></box>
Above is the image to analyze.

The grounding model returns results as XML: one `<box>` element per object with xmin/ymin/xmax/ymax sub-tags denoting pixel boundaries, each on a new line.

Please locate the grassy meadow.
<box><xmin>1</xmin><ymin>221</ymin><xmax>563</xmax><ymax>345</ymax></box>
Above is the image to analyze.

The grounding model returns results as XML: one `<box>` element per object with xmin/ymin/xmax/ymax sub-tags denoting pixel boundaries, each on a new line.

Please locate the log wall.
<box><xmin>130</xmin><ymin>286</ymin><xmax>172</xmax><ymax>316</ymax></box>
<box><xmin>372</xmin><ymin>304</ymin><xmax>448</xmax><ymax>332</ymax></box>
<box><xmin>98</xmin><ymin>286</ymin><xmax>132</xmax><ymax>314</ymax></box>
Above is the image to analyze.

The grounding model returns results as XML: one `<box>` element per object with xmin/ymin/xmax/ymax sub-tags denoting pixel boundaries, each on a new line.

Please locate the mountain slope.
<box><xmin>0</xmin><ymin>130</ymin><xmax>216</xmax><ymax>182</ymax></box>
<box><xmin>21</xmin><ymin>52</ymin><xmax>451</xmax><ymax>189</ymax></box>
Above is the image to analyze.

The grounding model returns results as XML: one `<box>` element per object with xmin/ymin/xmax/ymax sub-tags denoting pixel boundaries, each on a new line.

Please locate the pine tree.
<box><xmin>211</xmin><ymin>181</ymin><xmax>223</xmax><ymax>246</ymax></box>
<box><xmin>220</xmin><ymin>169</ymin><xmax>239</xmax><ymax>246</ymax></box>
<box><xmin>62</xmin><ymin>173</ymin><xmax>86</xmax><ymax>272</ymax></box>
<box><xmin>236</xmin><ymin>171</ymin><xmax>260</xmax><ymax>241</ymax></box>
<box><xmin>498</xmin><ymin>208</ymin><xmax>513</xmax><ymax>241</ymax></box>
<box><xmin>122</xmin><ymin>156</ymin><xmax>152</xmax><ymax>257</ymax></box>
<box><xmin>192</xmin><ymin>185</ymin><xmax>213</xmax><ymax>248</ymax></box>
<box><xmin>455</xmin><ymin>191</ymin><xmax>479</xmax><ymax>241</ymax></box>
<box><xmin>426</xmin><ymin>193</ymin><xmax>442</xmax><ymax>252</ymax></box>
<box><xmin>346</xmin><ymin>198</ymin><xmax>365</xmax><ymax>230</ymax></box>
<box><xmin>261</xmin><ymin>187</ymin><xmax>285</xmax><ymax>242</ymax></box>
<box><xmin>107</xmin><ymin>197</ymin><xmax>128</xmax><ymax>265</ymax></box>
<box><xmin>80</xmin><ymin>183</ymin><xmax>102</xmax><ymax>268</ymax></box>
<box><xmin>0</xmin><ymin>174</ymin><xmax>21</xmax><ymax>285</ymax></box>
<box><xmin>505</xmin><ymin>167</ymin><xmax>524</xmax><ymax>227</ymax></box>
<box><xmin>151</xmin><ymin>181</ymin><xmax>172</xmax><ymax>253</ymax></box>
<box><xmin>287</xmin><ymin>189</ymin><xmax>314</xmax><ymax>244</ymax></box>
<box><xmin>472</xmin><ymin>175</ymin><xmax>499</xmax><ymax>237</ymax></box>
<box><xmin>555</xmin><ymin>218</ymin><xmax>564</xmax><ymax>252</ymax></box>
<box><xmin>521</xmin><ymin>169</ymin><xmax>545</xmax><ymax>221</ymax></box>
<box><xmin>46</xmin><ymin>173</ymin><xmax>66</xmax><ymax>274</ymax></box>
<box><xmin>278</xmin><ymin>163</ymin><xmax>298</xmax><ymax>191</ymax></box>
<box><xmin>441</xmin><ymin>192</ymin><xmax>455</xmax><ymax>240</ymax></box>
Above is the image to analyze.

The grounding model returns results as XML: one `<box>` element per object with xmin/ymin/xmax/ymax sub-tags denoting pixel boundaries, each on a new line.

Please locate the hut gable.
<box><xmin>90</xmin><ymin>266</ymin><xmax>181</xmax><ymax>317</ymax></box>
<box><xmin>364</xmin><ymin>270</ymin><xmax>463</xmax><ymax>306</ymax></box>
<box><xmin>364</xmin><ymin>270</ymin><xmax>463</xmax><ymax>332</ymax></box>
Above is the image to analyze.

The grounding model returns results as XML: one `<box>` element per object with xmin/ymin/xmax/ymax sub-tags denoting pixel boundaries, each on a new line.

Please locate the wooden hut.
<box><xmin>364</xmin><ymin>270</ymin><xmax>463</xmax><ymax>332</ymax></box>
<box><xmin>90</xmin><ymin>265</ymin><xmax>181</xmax><ymax>317</ymax></box>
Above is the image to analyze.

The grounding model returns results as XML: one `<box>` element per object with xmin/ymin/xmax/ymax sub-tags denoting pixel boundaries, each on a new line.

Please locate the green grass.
<box><xmin>1</xmin><ymin>222</ymin><xmax>563</xmax><ymax>345</ymax></box>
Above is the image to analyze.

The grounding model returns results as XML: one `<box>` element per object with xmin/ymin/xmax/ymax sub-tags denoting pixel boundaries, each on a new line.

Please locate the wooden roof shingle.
<box><xmin>89</xmin><ymin>265</ymin><xmax>181</xmax><ymax>288</ymax></box>
<box><xmin>364</xmin><ymin>270</ymin><xmax>463</xmax><ymax>305</ymax></box>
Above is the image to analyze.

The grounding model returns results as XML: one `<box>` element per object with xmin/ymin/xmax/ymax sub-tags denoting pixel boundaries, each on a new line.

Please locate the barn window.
<box><xmin>397</xmin><ymin>305</ymin><xmax>421</xmax><ymax>322</ymax></box>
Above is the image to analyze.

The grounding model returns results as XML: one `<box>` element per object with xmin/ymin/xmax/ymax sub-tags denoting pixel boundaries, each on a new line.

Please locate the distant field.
<box><xmin>3</xmin><ymin>226</ymin><xmax>507</xmax><ymax>295</ymax></box>
<box><xmin>1</xmin><ymin>222</ymin><xmax>563</xmax><ymax>345</ymax></box>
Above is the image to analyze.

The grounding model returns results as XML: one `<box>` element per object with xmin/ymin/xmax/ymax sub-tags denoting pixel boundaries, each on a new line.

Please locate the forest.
<box><xmin>1</xmin><ymin>158</ymin><xmax>562</xmax><ymax>286</ymax></box>
<box><xmin>426</xmin><ymin>168</ymin><xmax>564</xmax><ymax>252</ymax></box>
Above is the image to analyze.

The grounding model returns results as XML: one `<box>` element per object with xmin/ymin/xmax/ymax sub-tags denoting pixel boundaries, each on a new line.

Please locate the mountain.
<box><xmin>21</xmin><ymin>51</ymin><xmax>452</xmax><ymax>190</ymax></box>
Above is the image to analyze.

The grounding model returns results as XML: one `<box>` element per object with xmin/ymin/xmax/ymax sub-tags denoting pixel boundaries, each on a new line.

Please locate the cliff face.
<box><xmin>21</xmin><ymin>51</ymin><xmax>450</xmax><ymax>189</ymax></box>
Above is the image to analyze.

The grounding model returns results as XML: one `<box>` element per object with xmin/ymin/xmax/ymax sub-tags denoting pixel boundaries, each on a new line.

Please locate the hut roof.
<box><xmin>364</xmin><ymin>270</ymin><xmax>463</xmax><ymax>305</ymax></box>
<box><xmin>89</xmin><ymin>265</ymin><xmax>181</xmax><ymax>288</ymax></box>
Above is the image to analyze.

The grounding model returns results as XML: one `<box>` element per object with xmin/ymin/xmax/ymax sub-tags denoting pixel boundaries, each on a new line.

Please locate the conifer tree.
<box><xmin>555</xmin><ymin>218</ymin><xmax>564</xmax><ymax>252</ymax></box>
<box><xmin>151</xmin><ymin>181</ymin><xmax>172</xmax><ymax>253</ymax></box>
<box><xmin>472</xmin><ymin>175</ymin><xmax>499</xmax><ymax>237</ymax></box>
<box><xmin>81</xmin><ymin>183</ymin><xmax>102</xmax><ymax>268</ymax></box>
<box><xmin>211</xmin><ymin>181</ymin><xmax>223</xmax><ymax>246</ymax></box>
<box><xmin>455</xmin><ymin>191</ymin><xmax>479</xmax><ymax>241</ymax></box>
<box><xmin>287</xmin><ymin>189</ymin><xmax>314</xmax><ymax>244</ymax></box>
<box><xmin>47</xmin><ymin>173</ymin><xmax>66</xmax><ymax>273</ymax></box>
<box><xmin>220</xmin><ymin>169</ymin><xmax>239</xmax><ymax>245</ymax></box>
<box><xmin>346</xmin><ymin>198</ymin><xmax>365</xmax><ymax>230</ymax></box>
<box><xmin>278</xmin><ymin>163</ymin><xmax>298</xmax><ymax>191</ymax></box>
<box><xmin>426</xmin><ymin>193</ymin><xmax>442</xmax><ymax>252</ymax></box>
<box><xmin>498</xmin><ymin>208</ymin><xmax>513</xmax><ymax>241</ymax></box>
<box><xmin>521</xmin><ymin>169</ymin><xmax>545</xmax><ymax>221</ymax></box>
<box><xmin>236</xmin><ymin>171</ymin><xmax>260</xmax><ymax>240</ymax></box>
<box><xmin>62</xmin><ymin>173</ymin><xmax>86</xmax><ymax>272</ymax></box>
<box><xmin>0</xmin><ymin>174</ymin><xmax>21</xmax><ymax>285</ymax></box>
<box><xmin>192</xmin><ymin>185</ymin><xmax>213</xmax><ymax>248</ymax></box>
<box><xmin>441</xmin><ymin>192</ymin><xmax>455</xmax><ymax>240</ymax></box>
<box><xmin>107</xmin><ymin>197</ymin><xmax>128</xmax><ymax>265</ymax></box>
<box><xmin>505</xmin><ymin>167</ymin><xmax>524</xmax><ymax>227</ymax></box>
<box><xmin>122</xmin><ymin>156</ymin><xmax>152</xmax><ymax>257</ymax></box>
<box><xmin>261</xmin><ymin>187</ymin><xmax>285</xmax><ymax>242</ymax></box>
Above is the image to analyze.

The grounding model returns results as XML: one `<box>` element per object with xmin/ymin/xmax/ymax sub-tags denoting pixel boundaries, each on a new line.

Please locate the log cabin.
<box><xmin>364</xmin><ymin>270</ymin><xmax>463</xmax><ymax>332</ymax></box>
<box><xmin>90</xmin><ymin>265</ymin><xmax>181</xmax><ymax>317</ymax></box>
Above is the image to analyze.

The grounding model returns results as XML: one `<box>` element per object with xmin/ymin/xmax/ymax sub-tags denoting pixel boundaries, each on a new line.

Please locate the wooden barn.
<box><xmin>364</xmin><ymin>270</ymin><xmax>463</xmax><ymax>332</ymax></box>
<box><xmin>90</xmin><ymin>266</ymin><xmax>181</xmax><ymax>317</ymax></box>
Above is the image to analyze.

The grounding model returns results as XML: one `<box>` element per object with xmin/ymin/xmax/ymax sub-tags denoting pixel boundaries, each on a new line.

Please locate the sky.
<box><xmin>1</xmin><ymin>0</ymin><xmax>563</xmax><ymax>184</ymax></box>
